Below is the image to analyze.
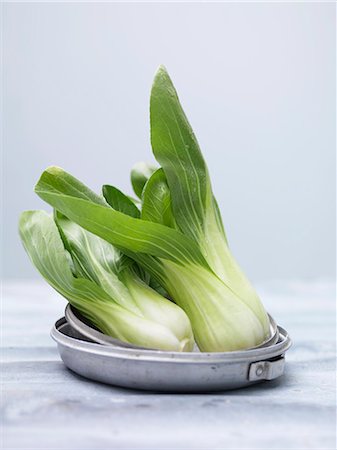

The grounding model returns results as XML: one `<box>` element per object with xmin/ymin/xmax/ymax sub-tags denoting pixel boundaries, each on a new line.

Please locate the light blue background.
<box><xmin>3</xmin><ymin>2</ymin><xmax>336</xmax><ymax>281</ymax></box>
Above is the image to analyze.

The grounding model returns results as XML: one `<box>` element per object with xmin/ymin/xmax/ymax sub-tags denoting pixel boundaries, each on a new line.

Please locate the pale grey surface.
<box><xmin>2</xmin><ymin>280</ymin><xmax>336</xmax><ymax>449</ymax></box>
<box><xmin>3</xmin><ymin>2</ymin><xmax>336</xmax><ymax>281</ymax></box>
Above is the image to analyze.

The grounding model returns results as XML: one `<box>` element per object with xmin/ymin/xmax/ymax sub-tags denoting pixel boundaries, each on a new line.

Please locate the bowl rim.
<box><xmin>51</xmin><ymin>315</ymin><xmax>292</xmax><ymax>364</ymax></box>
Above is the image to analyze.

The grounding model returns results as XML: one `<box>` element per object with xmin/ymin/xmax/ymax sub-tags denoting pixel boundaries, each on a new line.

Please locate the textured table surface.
<box><xmin>2</xmin><ymin>280</ymin><xmax>336</xmax><ymax>449</ymax></box>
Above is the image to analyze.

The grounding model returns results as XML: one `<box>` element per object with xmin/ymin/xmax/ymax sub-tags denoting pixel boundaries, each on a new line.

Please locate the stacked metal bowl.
<box><xmin>51</xmin><ymin>305</ymin><xmax>291</xmax><ymax>392</ymax></box>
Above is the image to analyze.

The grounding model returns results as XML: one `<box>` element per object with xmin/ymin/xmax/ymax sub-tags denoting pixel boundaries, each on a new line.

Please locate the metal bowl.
<box><xmin>64</xmin><ymin>303</ymin><xmax>279</xmax><ymax>352</ymax></box>
<box><xmin>51</xmin><ymin>316</ymin><xmax>291</xmax><ymax>392</ymax></box>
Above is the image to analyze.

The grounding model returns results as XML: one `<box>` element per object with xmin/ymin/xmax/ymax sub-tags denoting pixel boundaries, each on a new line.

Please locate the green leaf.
<box><xmin>150</xmin><ymin>66</ymin><xmax>230</xmax><ymax>265</ymax></box>
<box><xmin>38</xmin><ymin>166</ymin><xmax>107</xmax><ymax>206</ymax></box>
<box><xmin>103</xmin><ymin>185</ymin><xmax>140</xmax><ymax>218</ymax></box>
<box><xmin>130</xmin><ymin>161</ymin><xmax>157</xmax><ymax>198</ymax></box>
<box><xmin>150</xmin><ymin>66</ymin><xmax>214</xmax><ymax>243</ymax></box>
<box><xmin>55</xmin><ymin>213</ymin><xmax>138</xmax><ymax>313</ymax></box>
<box><xmin>35</xmin><ymin>167</ymin><xmax>207</xmax><ymax>268</ymax></box>
<box><xmin>141</xmin><ymin>168</ymin><xmax>175</xmax><ymax>228</ymax></box>
<box><xmin>19</xmin><ymin>210</ymin><xmax>119</xmax><ymax>310</ymax></box>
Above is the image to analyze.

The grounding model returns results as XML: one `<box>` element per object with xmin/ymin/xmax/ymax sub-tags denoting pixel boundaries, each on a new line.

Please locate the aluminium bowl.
<box><xmin>51</xmin><ymin>316</ymin><xmax>291</xmax><ymax>392</ymax></box>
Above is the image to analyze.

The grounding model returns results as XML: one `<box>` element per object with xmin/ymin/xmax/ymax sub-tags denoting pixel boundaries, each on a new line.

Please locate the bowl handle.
<box><xmin>248</xmin><ymin>356</ymin><xmax>285</xmax><ymax>381</ymax></box>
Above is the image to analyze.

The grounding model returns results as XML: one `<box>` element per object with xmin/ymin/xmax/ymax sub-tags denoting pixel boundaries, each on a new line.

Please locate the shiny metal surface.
<box><xmin>51</xmin><ymin>317</ymin><xmax>292</xmax><ymax>392</ymax></box>
<box><xmin>64</xmin><ymin>304</ymin><xmax>279</xmax><ymax>351</ymax></box>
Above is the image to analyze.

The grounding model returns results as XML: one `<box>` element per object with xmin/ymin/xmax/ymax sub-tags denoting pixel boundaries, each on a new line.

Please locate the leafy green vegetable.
<box><xmin>102</xmin><ymin>185</ymin><xmax>140</xmax><ymax>218</ymax></box>
<box><xmin>22</xmin><ymin>65</ymin><xmax>271</xmax><ymax>353</ymax></box>
<box><xmin>19</xmin><ymin>210</ymin><xmax>194</xmax><ymax>351</ymax></box>
<box><xmin>141</xmin><ymin>168</ymin><xmax>176</xmax><ymax>228</ymax></box>
<box><xmin>35</xmin><ymin>167</ymin><xmax>205</xmax><ymax>267</ymax></box>
<box><xmin>130</xmin><ymin>162</ymin><xmax>157</xmax><ymax>198</ymax></box>
<box><xmin>150</xmin><ymin>66</ymin><xmax>268</xmax><ymax>330</ymax></box>
<box><xmin>34</xmin><ymin>167</ymin><xmax>269</xmax><ymax>351</ymax></box>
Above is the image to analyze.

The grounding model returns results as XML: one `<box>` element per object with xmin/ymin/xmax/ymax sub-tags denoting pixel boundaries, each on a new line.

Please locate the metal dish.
<box><xmin>51</xmin><ymin>317</ymin><xmax>291</xmax><ymax>392</ymax></box>
<box><xmin>65</xmin><ymin>303</ymin><xmax>279</xmax><ymax>351</ymax></box>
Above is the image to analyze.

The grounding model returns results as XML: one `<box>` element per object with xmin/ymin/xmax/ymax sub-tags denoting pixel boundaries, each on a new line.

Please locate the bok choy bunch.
<box><xmin>19</xmin><ymin>210</ymin><xmax>194</xmax><ymax>351</ymax></box>
<box><xmin>21</xmin><ymin>65</ymin><xmax>270</xmax><ymax>352</ymax></box>
<box><xmin>149</xmin><ymin>67</ymin><xmax>268</xmax><ymax>324</ymax></box>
